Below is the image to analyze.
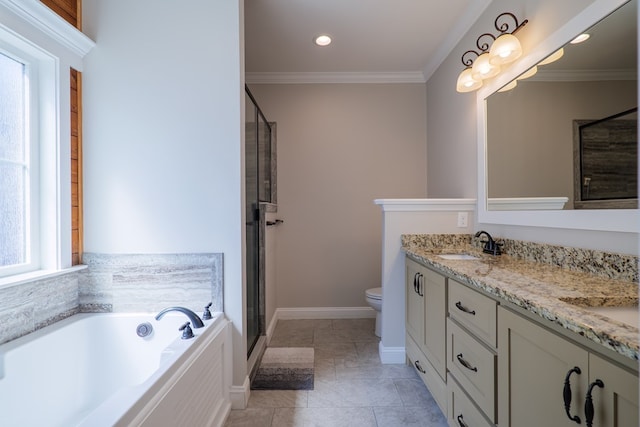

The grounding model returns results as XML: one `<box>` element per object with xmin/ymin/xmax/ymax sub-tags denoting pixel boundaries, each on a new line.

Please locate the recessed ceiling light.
<box><xmin>570</xmin><ymin>33</ymin><xmax>590</xmax><ymax>44</ymax></box>
<box><xmin>314</xmin><ymin>34</ymin><xmax>332</xmax><ymax>47</ymax></box>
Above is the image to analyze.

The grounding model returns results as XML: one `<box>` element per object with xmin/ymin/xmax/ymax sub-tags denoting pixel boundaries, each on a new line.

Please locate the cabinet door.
<box><xmin>588</xmin><ymin>353</ymin><xmax>639</xmax><ymax>427</ymax></box>
<box><xmin>422</xmin><ymin>267</ymin><xmax>447</xmax><ymax>381</ymax></box>
<box><xmin>405</xmin><ymin>258</ymin><xmax>424</xmax><ymax>347</ymax></box>
<box><xmin>498</xmin><ymin>307</ymin><xmax>589</xmax><ymax>427</ymax></box>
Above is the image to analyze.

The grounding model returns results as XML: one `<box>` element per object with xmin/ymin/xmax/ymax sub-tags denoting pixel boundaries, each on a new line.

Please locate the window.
<box><xmin>0</xmin><ymin>49</ymin><xmax>35</xmax><ymax>276</ymax></box>
<box><xmin>0</xmin><ymin>0</ymin><xmax>94</xmax><ymax>282</ymax></box>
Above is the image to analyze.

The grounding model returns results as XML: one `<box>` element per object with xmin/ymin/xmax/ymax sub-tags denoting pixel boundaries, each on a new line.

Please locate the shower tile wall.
<box><xmin>79</xmin><ymin>253</ymin><xmax>223</xmax><ymax>313</ymax></box>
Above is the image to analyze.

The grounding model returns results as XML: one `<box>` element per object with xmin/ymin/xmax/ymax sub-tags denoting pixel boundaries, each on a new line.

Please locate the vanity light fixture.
<box><xmin>314</xmin><ymin>34</ymin><xmax>332</xmax><ymax>46</ymax></box>
<box><xmin>538</xmin><ymin>48</ymin><xmax>564</xmax><ymax>65</ymax></box>
<box><xmin>517</xmin><ymin>65</ymin><xmax>537</xmax><ymax>80</ymax></box>
<box><xmin>456</xmin><ymin>12</ymin><xmax>528</xmax><ymax>93</ymax></box>
<box><xmin>497</xmin><ymin>79</ymin><xmax>518</xmax><ymax>92</ymax></box>
<box><xmin>457</xmin><ymin>67</ymin><xmax>483</xmax><ymax>92</ymax></box>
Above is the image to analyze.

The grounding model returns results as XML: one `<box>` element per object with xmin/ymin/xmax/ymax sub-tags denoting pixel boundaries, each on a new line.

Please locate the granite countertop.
<box><xmin>402</xmin><ymin>238</ymin><xmax>639</xmax><ymax>361</ymax></box>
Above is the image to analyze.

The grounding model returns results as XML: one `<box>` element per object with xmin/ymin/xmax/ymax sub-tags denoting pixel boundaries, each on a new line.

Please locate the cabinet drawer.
<box><xmin>406</xmin><ymin>333</ymin><xmax>447</xmax><ymax>414</ymax></box>
<box><xmin>449</xmin><ymin>279</ymin><xmax>497</xmax><ymax>347</ymax></box>
<box><xmin>447</xmin><ymin>373</ymin><xmax>494</xmax><ymax>427</ymax></box>
<box><xmin>447</xmin><ymin>319</ymin><xmax>496</xmax><ymax>422</ymax></box>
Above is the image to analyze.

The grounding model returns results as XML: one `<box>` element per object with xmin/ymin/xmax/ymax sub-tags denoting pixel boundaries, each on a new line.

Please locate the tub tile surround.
<box><xmin>80</xmin><ymin>253</ymin><xmax>224</xmax><ymax>314</ymax></box>
<box><xmin>402</xmin><ymin>234</ymin><xmax>639</xmax><ymax>361</ymax></box>
<box><xmin>0</xmin><ymin>253</ymin><xmax>224</xmax><ymax>345</ymax></box>
<box><xmin>0</xmin><ymin>271</ymin><xmax>80</xmax><ymax>345</ymax></box>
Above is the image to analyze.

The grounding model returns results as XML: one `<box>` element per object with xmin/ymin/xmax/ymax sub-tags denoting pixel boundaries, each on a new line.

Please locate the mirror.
<box><xmin>476</xmin><ymin>0</ymin><xmax>640</xmax><ymax>234</ymax></box>
<box><xmin>486</xmin><ymin>0</ymin><xmax>637</xmax><ymax>211</ymax></box>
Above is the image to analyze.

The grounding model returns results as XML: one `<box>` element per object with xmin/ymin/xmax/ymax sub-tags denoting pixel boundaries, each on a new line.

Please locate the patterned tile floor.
<box><xmin>224</xmin><ymin>318</ymin><xmax>448</xmax><ymax>427</ymax></box>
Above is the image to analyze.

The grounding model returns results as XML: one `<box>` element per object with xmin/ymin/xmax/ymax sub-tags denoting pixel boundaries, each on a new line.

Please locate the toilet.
<box><xmin>365</xmin><ymin>287</ymin><xmax>383</xmax><ymax>337</ymax></box>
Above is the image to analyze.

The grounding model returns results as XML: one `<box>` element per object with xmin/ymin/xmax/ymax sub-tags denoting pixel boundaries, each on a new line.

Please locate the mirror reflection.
<box><xmin>486</xmin><ymin>0</ymin><xmax>637</xmax><ymax>210</ymax></box>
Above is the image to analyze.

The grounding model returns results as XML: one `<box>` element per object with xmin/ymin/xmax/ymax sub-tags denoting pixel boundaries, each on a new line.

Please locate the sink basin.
<box><xmin>583</xmin><ymin>306</ymin><xmax>639</xmax><ymax>328</ymax></box>
<box><xmin>437</xmin><ymin>254</ymin><xmax>480</xmax><ymax>261</ymax></box>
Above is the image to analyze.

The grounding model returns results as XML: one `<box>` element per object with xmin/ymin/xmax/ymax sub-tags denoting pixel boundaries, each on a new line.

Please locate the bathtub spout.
<box><xmin>155</xmin><ymin>307</ymin><xmax>205</xmax><ymax>328</ymax></box>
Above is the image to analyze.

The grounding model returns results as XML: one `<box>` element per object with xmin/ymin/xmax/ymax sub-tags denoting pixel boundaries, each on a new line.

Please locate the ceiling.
<box><xmin>244</xmin><ymin>0</ymin><xmax>492</xmax><ymax>83</ymax></box>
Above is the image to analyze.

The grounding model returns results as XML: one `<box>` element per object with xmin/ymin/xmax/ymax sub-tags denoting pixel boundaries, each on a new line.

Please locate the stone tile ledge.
<box><xmin>402</xmin><ymin>234</ymin><xmax>639</xmax><ymax>361</ymax></box>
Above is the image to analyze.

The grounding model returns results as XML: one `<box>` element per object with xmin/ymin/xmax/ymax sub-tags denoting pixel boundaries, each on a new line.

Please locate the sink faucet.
<box><xmin>474</xmin><ymin>231</ymin><xmax>502</xmax><ymax>256</ymax></box>
<box><xmin>155</xmin><ymin>307</ymin><xmax>205</xmax><ymax>328</ymax></box>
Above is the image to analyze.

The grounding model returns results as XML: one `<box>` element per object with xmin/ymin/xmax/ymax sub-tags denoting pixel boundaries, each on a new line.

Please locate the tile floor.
<box><xmin>224</xmin><ymin>318</ymin><xmax>448</xmax><ymax>427</ymax></box>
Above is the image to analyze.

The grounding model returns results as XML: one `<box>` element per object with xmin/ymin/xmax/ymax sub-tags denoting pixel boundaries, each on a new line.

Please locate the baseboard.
<box><xmin>275</xmin><ymin>306</ymin><xmax>376</xmax><ymax>320</ymax></box>
<box><xmin>379</xmin><ymin>341</ymin><xmax>406</xmax><ymax>364</ymax></box>
<box><xmin>265</xmin><ymin>312</ymin><xmax>279</xmax><ymax>346</ymax></box>
<box><xmin>229</xmin><ymin>376</ymin><xmax>250</xmax><ymax>409</ymax></box>
<box><xmin>247</xmin><ymin>336</ymin><xmax>267</xmax><ymax>380</ymax></box>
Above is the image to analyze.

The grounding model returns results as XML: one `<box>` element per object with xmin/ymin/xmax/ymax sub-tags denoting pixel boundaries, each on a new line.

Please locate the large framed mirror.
<box><xmin>477</xmin><ymin>0</ymin><xmax>639</xmax><ymax>232</ymax></box>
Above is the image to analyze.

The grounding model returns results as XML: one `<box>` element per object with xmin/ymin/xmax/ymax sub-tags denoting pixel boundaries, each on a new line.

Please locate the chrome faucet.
<box><xmin>155</xmin><ymin>307</ymin><xmax>205</xmax><ymax>328</ymax></box>
<box><xmin>474</xmin><ymin>230</ymin><xmax>502</xmax><ymax>256</ymax></box>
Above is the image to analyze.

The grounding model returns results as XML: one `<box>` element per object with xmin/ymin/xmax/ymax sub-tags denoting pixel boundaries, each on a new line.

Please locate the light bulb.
<box><xmin>456</xmin><ymin>68</ymin><xmax>482</xmax><ymax>93</ymax></box>
<box><xmin>489</xmin><ymin>33</ymin><xmax>523</xmax><ymax>65</ymax></box>
<box><xmin>472</xmin><ymin>53</ymin><xmax>501</xmax><ymax>80</ymax></box>
<box><xmin>314</xmin><ymin>35</ymin><xmax>332</xmax><ymax>46</ymax></box>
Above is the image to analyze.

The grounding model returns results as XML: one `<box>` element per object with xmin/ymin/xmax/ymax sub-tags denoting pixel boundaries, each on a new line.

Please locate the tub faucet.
<box><xmin>474</xmin><ymin>230</ymin><xmax>502</xmax><ymax>256</ymax></box>
<box><xmin>155</xmin><ymin>307</ymin><xmax>205</xmax><ymax>328</ymax></box>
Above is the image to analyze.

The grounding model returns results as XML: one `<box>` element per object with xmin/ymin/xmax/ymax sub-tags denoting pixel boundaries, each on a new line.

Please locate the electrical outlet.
<box><xmin>457</xmin><ymin>212</ymin><xmax>468</xmax><ymax>228</ymax></box>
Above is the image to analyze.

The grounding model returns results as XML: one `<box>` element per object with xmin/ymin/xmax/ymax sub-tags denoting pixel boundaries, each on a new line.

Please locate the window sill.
<box><xmin>0</xmin><ymin>265</ymin><xmax>87</xmax><ymax>290</ymax></box>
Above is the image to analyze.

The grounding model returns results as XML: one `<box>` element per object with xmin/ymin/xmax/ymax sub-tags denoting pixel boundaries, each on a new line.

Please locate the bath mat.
<box><xmin>251</xmin><ymin>347</ymin><xmax>314</xmax><ymax>390</ymax></box>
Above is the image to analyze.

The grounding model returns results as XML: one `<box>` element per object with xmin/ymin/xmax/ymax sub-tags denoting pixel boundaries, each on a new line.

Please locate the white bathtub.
<box><xmin>0</xmin><ymin>312</ymin><xmax>232</xmax><ymax>427</ymax></box>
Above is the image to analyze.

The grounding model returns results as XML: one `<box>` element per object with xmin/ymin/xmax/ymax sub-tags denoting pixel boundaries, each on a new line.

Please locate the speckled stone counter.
<box><xmin>402</xmin><ymin>234</ymin><xmax>639</xmax><ymax>362</ymax></box>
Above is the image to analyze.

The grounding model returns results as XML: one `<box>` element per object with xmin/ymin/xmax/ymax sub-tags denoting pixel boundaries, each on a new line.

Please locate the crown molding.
<box><xmin>0</xmin><ymin>0</ymin><xmax>95</xmax><ymax>57</ymax></box>
<box><xmin>245</xmin><ymin>71</ymin><xmax>426</xmax><ymax>84</ymax></box>
<box><xmin>531</xmin><ymin>68</ymin><xmax>637</xmax><ymax>82</ymax></box>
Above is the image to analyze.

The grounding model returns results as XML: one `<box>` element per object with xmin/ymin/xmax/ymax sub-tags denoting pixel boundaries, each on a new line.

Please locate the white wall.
<box><xmin>248</xmin><ymin>83</ymin><xmax>428</xmax><ymax>310</ymax></box>
<box><xmin>81</xmin><ymin>0</ymin><xmax>247</xmax><ymax>390</ymax></box>
<box><xmin>426</xmin><ymin>0</ymin><xmax>638</xmax><ymax>254</ymax></box>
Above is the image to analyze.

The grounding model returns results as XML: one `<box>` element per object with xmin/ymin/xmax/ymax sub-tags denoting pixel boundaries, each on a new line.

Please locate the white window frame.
<box><xmin>0</xmin><ymin>0</ymin><xmax>94</xmax><ymax>284</ymax></box>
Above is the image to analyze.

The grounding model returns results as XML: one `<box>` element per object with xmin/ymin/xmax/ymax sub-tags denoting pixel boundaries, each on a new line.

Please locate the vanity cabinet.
<box><xmin>447</xmin><ymin>279</ymin><xmax>498</xmax><ymax>425</ymax></box>
<box><xmin>498</xmin><ymin>306</ymin><xmax>639</xmax><ymax>427</ymax></box>
<box><xmin>405</xmin><ymin>257</ymin><xmax>447</xmax><ymax>411</ymax></box>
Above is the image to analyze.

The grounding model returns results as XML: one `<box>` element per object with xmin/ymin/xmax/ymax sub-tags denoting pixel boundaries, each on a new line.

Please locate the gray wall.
<box><xmin>248</xmin><ymin>83</ymin><xmax>428</xmax><ymax>310</ymax></box>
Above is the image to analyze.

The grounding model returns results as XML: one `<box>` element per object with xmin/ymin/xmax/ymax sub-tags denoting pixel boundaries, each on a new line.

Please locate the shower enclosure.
<box><xmin>245</xmin><ymin>86</ymin><xmax>275</xmax><ymax>356</ymax></box>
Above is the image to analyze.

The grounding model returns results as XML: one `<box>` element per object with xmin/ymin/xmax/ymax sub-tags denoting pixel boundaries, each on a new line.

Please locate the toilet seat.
<box><xmin>366</xmin><ymin>287</ymin><xmax>382</xmax><ymax>300</ymax></box>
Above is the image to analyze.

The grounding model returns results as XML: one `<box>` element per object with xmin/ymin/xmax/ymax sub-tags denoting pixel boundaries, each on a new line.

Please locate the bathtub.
<box><xmin>0</xmin><ymin>312</ymin><xmax>232</xmax><ymax>427</ymax></box>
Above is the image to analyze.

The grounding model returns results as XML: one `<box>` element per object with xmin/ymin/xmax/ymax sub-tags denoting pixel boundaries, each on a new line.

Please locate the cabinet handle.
<box><xmin>456</xmin><ymin>414</ymin><xmax>469</xmax><ymax>427</ymax></box>
<box><xmin>563</xmin><ymin>366</ymin><xmax>582</xmax><ymax>424</ymax></box>
<box><xmin>585</xmin><ymin>379</ymin><xmax>604</xmax><ymax>427</ymax></box>
<box><xmin>456</xmin><ymin>353</ymin><xmax>478</xmax><ymax>372</ymax></box>
<box><xmin>455</xmin><ymin>301</ymin><xmax>475</xmax><ymax>315</ymax></box>
<box><xmin>418</xmin><ymin>274</ymin><xmax>424</xmax><ymax>297</ymax></box>
<box><xmin>413</xmin><ymin>273</ymin><xmax>419</xmax><ymax>294</ymax></box>
<box><xmin>414</xmin><ymin>360</ymin><xmax>426</xmax><ymax>374</ymax></box>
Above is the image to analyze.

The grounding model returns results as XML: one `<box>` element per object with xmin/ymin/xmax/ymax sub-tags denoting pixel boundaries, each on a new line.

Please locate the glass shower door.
<box><xmin>245</xmin><ymin>92</ymin><xmax>260</xmax><ymax>356</ymax></box>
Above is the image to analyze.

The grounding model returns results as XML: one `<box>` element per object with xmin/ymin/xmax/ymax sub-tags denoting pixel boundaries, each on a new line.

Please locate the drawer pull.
<box><xmin>417</xmin><ymin>274</ymin><xmax>424</xmax><ymax>296</ymax></box>
<box><xmin>563</xmin><ymin>366</ymin><xmax>582</xmax><ymax>424</ymax></box>
<box><xmin>413</xmin><ymin>273</ymin><xmax>419</xmax><ymax>294</ymax></box>
<box><xmin>585</xmin><ymin>379</ymin><xmax>604</xmax><ymax>427</ymax></box>
<box><xmin>456</xmin><ymin>353</ymin><xmax>478</xmax><ymax>372</ymax></box>
<box><xmin>456</xmin><ymin>414</ymin><xmax>469</xmax><ymax>427</ymax></box>
<box><xmin>414</xmin><ymin>360</ymin><xmax>426</xmax><ymax>374</ymax></box>
<box><xmin>455</xmin><ymin>301</ymin><xmax>476</xmax><ymax>315</ymax></box>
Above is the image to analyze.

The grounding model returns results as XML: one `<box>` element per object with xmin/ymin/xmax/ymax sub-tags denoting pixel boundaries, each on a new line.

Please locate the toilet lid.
<box><xmin>366</xmin><ymin>287</ymin><xmax>382</xmax><ymax>300</ymax></box>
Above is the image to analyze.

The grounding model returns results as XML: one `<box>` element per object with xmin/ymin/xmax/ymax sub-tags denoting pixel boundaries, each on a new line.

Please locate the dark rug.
<box><xmin>251</xmin><ymin>347</ymin><xmax>314</xmax><ymax>390</ymax></box>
